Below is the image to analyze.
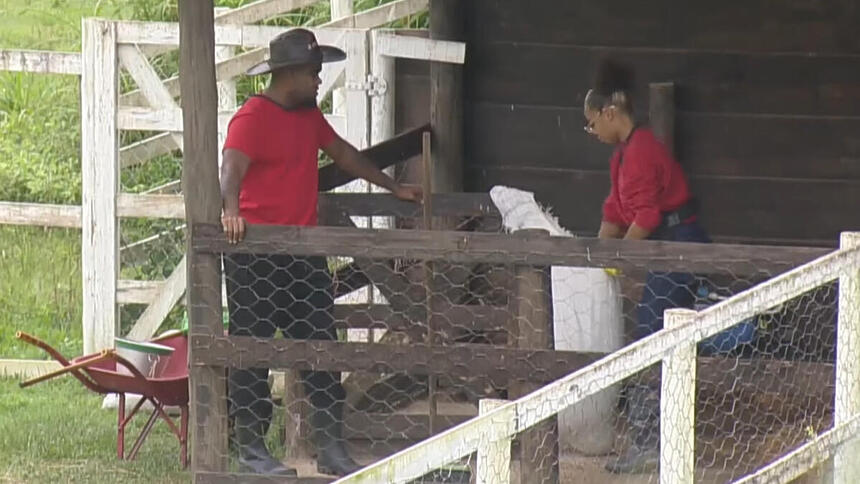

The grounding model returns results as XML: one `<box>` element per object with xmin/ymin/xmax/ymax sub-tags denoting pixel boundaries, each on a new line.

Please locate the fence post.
<box><xmin>660</xmin><ymin>308</ymin><xmax>697</xmax><ymax>484</ymax></box>
<box><xmin>81</xmin><ymin>18</ymin><xmax>119</xmax><ymax>354</ymax></box>
<box><xmin>476</xmin><ymin>399</ymin><xmax>512</xmax><ymax>484</ymax></box>
<box><xmin>835</xmin><ymin>232</ymin><xmax>860</xmax><ymax>484</ymax></box>
<box><xmin>510</xmin><ymin>229</ymin><xmax>559</xmax><ymax>484</ymax></box>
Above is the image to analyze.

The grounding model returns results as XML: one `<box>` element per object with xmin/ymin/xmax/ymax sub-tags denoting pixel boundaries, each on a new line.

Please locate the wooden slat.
<box><xmin>213</xmin><ymin>0</ymin><xmax>319</xmax><ymax>25</ymax></box>
<box><xmin>465</xmin><ymin>0</ymin><xmax>860</xmax><ymax>54</ymax></box>
<box><xmin>118</xmin><ymin>279</ymin><xmax>163</xmax><ymax>305</ymax></box>
<box><xmin>191</xmin><ymin>223</ymin><xmax>830</xmax><ymax>275</ymax></box>
<box><xmin>318</xmin><ymin>123</ymin><xmax>428</xmax><ymax>191</ymax></box>
<box><xmin>115</xmin><ymin>22</ymin><xmax>346</xmax><ymax>49</ymax></box>
<box><xmin>0</xmin><ymin>359</ymin><xmax>63</xmax><ymax>379</ymax></box>
<box><xmin>319</xmin><ymin>192</ymin><xmax>497</xmax><ymax>218</ymax></box>
<box><xmin>376</xmin><ymin>33</ymin><xmax>465</xmax><ymax>63</ymax></box>
<box><xmin>81</xmin><ymin>18</ymin><xmax>119</xmax><ymax>355</ymax></box>
<box><xmin>117</xmin><ymin>193</ymin><xmax>185</xmax><ymax>219</ymax></box>
<box><xmin>126</xmin><ymin>256</ymin><xmax>187</xmax><ymax>341</ymax></box>
<box><xmin>195</xmin><ymin>474</ymin><xmax>332</xmax><ymax>484</ymax></box>
<box><xmin>0</xmin><ymin>202</ymin><xmax>81</xmax><ymax>228</ymax></box>
<box><xmin>321</xmin><ymin>0</ymin><xmax>428</xmax><ymax>28</ymax></box>
<box><xmin>190</xmin><ymin>335</ymin><xmax>603</xmax><ymax>385</ymax></box>
<box><xmin>332</xmin><ymin>303</ymin><xmax>508</xmax><ymax>332</ymax></box>
<box><xmin>120</xmin><ymin>133</ymin><xmax>176</xmax><ymax>167</ymax></box>
<box><xmin>0</xmin><ymin>50</ymin><xmax>81</xmax><ymax>75</ymax></box>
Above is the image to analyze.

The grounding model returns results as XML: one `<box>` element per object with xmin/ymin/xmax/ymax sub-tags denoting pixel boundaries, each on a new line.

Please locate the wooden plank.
<box><xmin>0</xmin><ymin>202</ymin><xmax>81</xmax><ymax>228</ymax></box>
<box><xmin>0</xmin><ymin>50</ymin><xmax>81</xmax><ymax>75</ymax></box>
<box><xmin>191</xmin><ymin>223</ymin><xmax>830</xmax><ymax>276</ymax></box>
<box><xmin>465</xmin><ymin>41</ymin><xmax>860</xmax><ymax>116</ymax></box>
<box><xmin>179</xmin><ymin>0</ymin><xmax>228</xmax><ymax>473</ymax></box>
<box><xmin>318</xmin><ymin>122</ymin><xmax>428</xmax><ymax>191</ymax></box>
<box><xmin>117</xmin><ymin>44</ymin><xmax>184</xmax><ymax>152</ymax></box>
<box><xmin>115</xmin><ymin>21</ymin><xmax>346</xmax><ymax>49</ymax></box>
<box><xmin>118</xmin><ymin>279</ymin><xmax>163</xmax><ymax>305</ymax></box>
<box><xmin>333</xmin><ymin>304</ymin><xmax>508</xmax><ymax>332</ymax></box>
<box><xmin>120</xmin><ymin>133</ymin><xmax>176</xmax><ymax>168</ymax></box>
<box><xmin>649</xmin><ymin>82</ymin><xmax>675</xmax><ymax>155</ymax></box>
<box><xmin>0</xmin><ymin>359</ymin><xmax>63</xmax><ymax>379</ymax></box>
<box><xmin>120</xmin><ymin>49</ymin><xmax>267</xmax><ymax>108</ymax></box>
<box><xmin>321</xmin><ymin>0</ymin><xmax>428</xmax><ymax>28</ymax></box>
<box><xmin>429</xmin><ymin>0</ymin><xmax>464</xmax><ymax>194</ymax></box>
<box><xmin>376</xmin><ymin>33</ymin><xmax>465</xmax><ymax>64</ymax></box>
<box><xmin>126</xmin><ymin>256</ymin><xmax>187</xmax><ymax>341</ymax></box>
<box><xmin>343</xmin><ymin>30</ymin><xmax>370</xmax><ymax>149</ymax></box>
<box><xmin>318</xmin><ymin>192</ymin><xmax>497</xmax><ymax>218</ymax></box>
<box><xmin>81</xmin><ymin>18</ymin><xmax>119</xmax><ymax>355</ymax></box>
<box><xmin>465</xmin><ymin>164</ymin><xmax>860</xmax><ymax>242</ymax></box>
<box><xmin>465</xmin><ymin>0</ymin><xmax>860</xmax><ymax>54</ymax></box>
<box><xmin>190</xmin><ymin>335</ymin><xmax>603</xmax><ymax>386</ymax></box>
<box><xmin>195</xmin><ymin>474</ymin><xmax>332</xmax><ymax>484</ymax></box>
<box><xmin>213</xmin><ymin>0</ymin><xmax>319</xmax><ymax>25</ymax></box>
<box><xmin>117</xmin><ymin>193</ymin><xmax>185</xmax><ymax>219</ymax></box>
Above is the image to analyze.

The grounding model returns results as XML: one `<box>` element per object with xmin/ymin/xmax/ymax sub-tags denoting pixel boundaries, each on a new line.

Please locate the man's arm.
<box><xmin>220</xmin><ymin>148</ymin><xmax>251</xmax><ymax>244</ymax></box>
<box><xmin>598</xmin><ymin>221</ymin><xmax>624</xmax><ymax>239</ymax></box>
<box><xmin>321</xmin><ymin>135</ymin><xmax>422</xmax><ymax>202</ymax></box>
<box><xmin>623</xmin><ymin>223</ymin><xmax>652</xmax><ymax>240</ymax></box>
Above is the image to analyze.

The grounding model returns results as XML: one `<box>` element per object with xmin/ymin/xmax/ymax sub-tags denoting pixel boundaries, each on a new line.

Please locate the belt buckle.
<box><xmin>666</xmin><ymin>212</ymin><xmax>681</xmax><ymax>228</ymax></box>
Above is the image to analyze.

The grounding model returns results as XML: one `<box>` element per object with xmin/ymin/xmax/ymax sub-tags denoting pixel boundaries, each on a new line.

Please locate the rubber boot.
<box><xmin>312</xmin><ymin>402</ymin><xmax>362</xmax><ymax>477</ymax></box>
<box><xmin>234</xmin><ymin>416</ymin><xmax>297</xmax><ymax>476</ymax></box>
<box><xmin>605</xmin><ymin>384</ymin><xmax>660</xmax><ymax>474</ymax></box>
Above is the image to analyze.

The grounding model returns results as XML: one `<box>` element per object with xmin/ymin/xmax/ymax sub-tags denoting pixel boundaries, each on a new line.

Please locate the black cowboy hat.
<box><xmin>246</xmin><ymin>28</ymin><xmax>346</xmax><ymax>76</ymax></box>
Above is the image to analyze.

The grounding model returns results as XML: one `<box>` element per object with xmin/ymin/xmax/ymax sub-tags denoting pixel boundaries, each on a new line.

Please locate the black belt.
<box><xmin>660</xmin><ymin>198</ymin><xmax>699</xmax><ymax>230</ymax></box>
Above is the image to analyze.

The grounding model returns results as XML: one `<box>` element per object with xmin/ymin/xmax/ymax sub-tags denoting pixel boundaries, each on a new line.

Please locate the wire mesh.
<box><xmin>186</xmin><ymin>210</ymin><xmax>853</xmax><ymax>484</ymax></box>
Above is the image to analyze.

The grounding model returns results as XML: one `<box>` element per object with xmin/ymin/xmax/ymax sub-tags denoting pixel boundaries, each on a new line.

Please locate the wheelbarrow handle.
<box><xmin>19</xmin><ymin>350</ymin><xmax>114</xmax><ymax>388</ymax></box>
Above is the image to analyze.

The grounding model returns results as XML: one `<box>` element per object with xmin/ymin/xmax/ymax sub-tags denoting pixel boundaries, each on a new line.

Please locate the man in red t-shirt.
<box><xmin>219</xmin><ymin>29</ymin><xmax>421</xmax><ymax>477</ymax></box>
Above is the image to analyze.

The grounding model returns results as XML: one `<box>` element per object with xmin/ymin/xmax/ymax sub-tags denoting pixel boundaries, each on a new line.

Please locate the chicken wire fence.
<box><xmin>185</xmin><ymin>215</ymin><xmax>858</xmax><ymax>484</ymax></box>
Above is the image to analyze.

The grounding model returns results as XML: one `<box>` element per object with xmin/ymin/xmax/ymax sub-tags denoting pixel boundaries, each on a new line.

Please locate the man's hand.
<box><xmin>393</xmin><ymin>183</ymin><xmax>423</xmax><ymax>202</ymax></box>
<box><xmin>221</xmin><ymin>211</ymin><xmax>246</xmax><ymax>244</ymax></box>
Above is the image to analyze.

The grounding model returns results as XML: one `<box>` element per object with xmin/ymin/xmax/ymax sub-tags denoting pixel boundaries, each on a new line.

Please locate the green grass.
<box><xmin>0</xmin><ymin>377</ymin><xmax>188</xmax><ymax>484</ymax></box>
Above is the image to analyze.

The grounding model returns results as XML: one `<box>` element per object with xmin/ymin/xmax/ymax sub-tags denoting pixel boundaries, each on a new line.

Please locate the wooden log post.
<box><xmin>430</xmin><ymin>0</ymin><xmax>464</xmax><ymax>199</ymax></box>
<box><xmin>649</xmin><ymin>82</ymin><xmax>675</xmax><ymax>156</ymax></box>
<box><xmin>179</xmin><ymin>0</ymin><xmax>228</xmax><ymax>473</ymax></box>
<box><xmin>81</xmin><ymin>18</ymin><xmax>119</xmax><ymax>354</ymax></box>
<box><xmin>510</xmin><ymin>229</ymin><xmax>559</xmax><ymax>484</ymax></box>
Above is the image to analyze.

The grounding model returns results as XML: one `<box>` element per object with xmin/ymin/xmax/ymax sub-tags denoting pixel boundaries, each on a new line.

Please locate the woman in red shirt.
<box><xmin>583</xmin><ymin>60</ymin><xmax>710</xmax><ymax>473</ymax></box>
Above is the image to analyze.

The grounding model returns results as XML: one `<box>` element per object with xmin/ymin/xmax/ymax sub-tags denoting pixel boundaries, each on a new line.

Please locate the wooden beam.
<box><xmin>0</xmin><ymin>202</ymin><xmax>81</xmax><ymax>228</ymax></box>
<box><xmin>120</xmin><ymin>133</ymin><xmax>176</xmax><ymax>167</ymax></box>
<box><xmin>81</xmin><ymin>18</ymin><xmax>119</xmax><ymax>355</ymax></box>
<box><xmin>179</xmin><ymin>0</ymin><xmax>228</xmax><ymax>472</ymax></box>
<box><xmin>375</xmin><ymin>33</ymin><xmax>465</xmax><ymax>64</ymax></box>
<box><xmin>429</xmin><ymin>0</ymin><xmax>464</xmax><ymax>195</ymax></box>
<box><xmin>318</xmin><ymin>123</ymin><xmax>428</xmax><ymax>191</ymax></box>
<box><xmin>319</xmin><ymin>192</ymin><xmax>497</xmax><ymax>218</ymax></box>
<box><xmin>117</xmin><ymin>193</ymin><xmax>185</xmax><ymax>219</ymax></box>
<box><xmin>0</xmin><ymin>50</ymin><xmax>81</xmax><ymax>75</ymax></box>
<box><xmin>126</xmin><ymin>256</ymin><xmax>187</xmax><ymax>341</ymax></box>
<box><xmin>115</xmin><ymin>22</ymin><xmax>346</xmax><ymax>49</ymax></box>
<box><xmin>321</xmin><ymin>0</ymin><xmax>428</xmax><ymax>28</ymax></box>
<box><xmin>190</xmin><ymin>336</ymin><xmax>603</xmax><ymax>386</ymax></box>
<box><xmin>213</xmin><ymin>0</ymin><xmax>319</xmax><ymax>25</ymax></box>
<box><xmin>649</xmin><ymin>82</ymin><xmax>676</xmax><ymax>156</ymax></box>
<box><xmin>194</xmin><ymin>474</ymin><xmax>332</xmax><ymax>484</ymax></box>
<box><xmin>118</xmin><ymin>279</ymin><xmax>164</xmax><ymax>305</ymax></box>
<box><xmin>191</xmin><ymin>223</ymin><xmax>831</xmax><ymax>276</ymax></box>
<box><xmin>0</xmin><ymin>359</ymin><xmax>63</xmax><ymax>379</ymax></box>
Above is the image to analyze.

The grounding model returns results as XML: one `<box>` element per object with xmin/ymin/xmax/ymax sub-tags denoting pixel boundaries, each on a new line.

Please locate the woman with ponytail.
<box><xmin>583</xmin><ymin>59</ymin><xmax>710</xmax><ymax>474</ymax></box>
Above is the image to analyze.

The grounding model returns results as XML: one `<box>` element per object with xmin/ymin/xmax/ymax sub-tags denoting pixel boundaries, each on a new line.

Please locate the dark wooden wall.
<box><xmin>452</xmin><ymin>0</ymin><xmax>860</xmax><ymax>246</ymax></box>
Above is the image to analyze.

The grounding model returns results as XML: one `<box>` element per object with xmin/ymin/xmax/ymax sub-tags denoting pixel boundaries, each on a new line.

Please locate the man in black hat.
<box><xmin>220</xmin><ymin>28</ymin><xmax>422</xmax><ymax>477</ymax></box>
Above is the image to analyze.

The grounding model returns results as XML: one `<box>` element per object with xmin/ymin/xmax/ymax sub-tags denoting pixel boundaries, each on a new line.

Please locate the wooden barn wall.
<box><xmin>456</xmin><ymin>0</ymin><xmax>860</xmax><ymax>246</ymax></box>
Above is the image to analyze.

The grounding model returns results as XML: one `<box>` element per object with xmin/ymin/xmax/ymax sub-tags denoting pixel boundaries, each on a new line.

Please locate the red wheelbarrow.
<box><xmin>16</xmin><ymin>331</ymin><xmax>190</xmax><ymax>468</ymax></box>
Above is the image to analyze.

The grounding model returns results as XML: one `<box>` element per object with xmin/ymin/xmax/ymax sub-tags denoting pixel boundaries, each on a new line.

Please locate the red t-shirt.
<box><xmin>602</xmin><ymin>127</ymin><xmax>692</xmax><ymax>231</ymax></box>
<box><xmin>222</xmin><ymin>95</ymin><xmax>337</xmax><ymax>226</ymax></box>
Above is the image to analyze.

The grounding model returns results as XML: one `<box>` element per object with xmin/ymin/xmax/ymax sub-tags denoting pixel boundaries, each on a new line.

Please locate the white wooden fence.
<box><xmin>333</xmin><ymin>232</ymin><xmax>860</xmax><ymax>484</ymax></box>
<box><xmin>0</xmin><ymin>0</ymin><xmax>465</xmax><ymax>376</ymax></box>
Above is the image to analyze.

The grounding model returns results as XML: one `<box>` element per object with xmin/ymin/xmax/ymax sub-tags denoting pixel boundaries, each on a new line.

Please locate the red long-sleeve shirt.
<box><xmin>602</xmin><ymin>127</ymin><xmax>693</xmax><ymax>231</ymax></box>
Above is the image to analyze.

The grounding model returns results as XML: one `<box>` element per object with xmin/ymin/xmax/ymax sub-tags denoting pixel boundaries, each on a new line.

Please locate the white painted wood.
<box><xmin>117</xmin><ymin>106</ymin><xmax>346</xmax><ymax>137</ymax></box>
<box><xmin>660</xmin><ymin>309</ymin><xmax>697</xmax><ymax>484</ymax></box>
<box><xmin>370</xmin><ymin>30</ymin><xmax>395</xmax><ymax>147</ymax></box>
<box><xmin>344</xmin><ymin>30</ymin><xmax>369</xmax><ymax>150</ymax></box>
<box><xmin>214</xmin><ymin>0</ymin><xmax>319</xmax><ymax>25</ymax></box>
<box><xmin>733</xmin><ymin>414</ymin><xmax>860</xmax><ymax>484</ymax></box>
<box><xmin>330</xmin><ymin>0</ymin><xmax>352</xmax><ymax>119</ymax></box>
<box><xmin>117</xmin><ymin>193</ymin><xmax>185</xmax><ymax>219</ymax></box>
<box><xmin>121</xmin><ymin>49</ymin><xmax>267</xmax><ymax>107</ymax></box>
<box><xmin>335</xmin><ymin>244</ymin><xmax>860</xmax><ymax>484</ymax></box>
<box><xmin>126</xmin><ymin>256</ymin><xmax>187</xmax><ymax>341</ymax></box>
<box><xmin>375</xmin><ymin>33</ymin><xmax>465</xmax><ymax>64</ymax></box>
<box><xmin>118</xmin><ymin>44</ymin><xmax>184</xmax><ymax>151</ymax></box>
<box><xmin>120</xmin><ymin>132</ymin><xmax>176</xmax><ymax>168</ymax></box>
<box><xmin>835</xmin><ymin>232</ymin><xmax>860</xmax><ymax>484</ymax></box>
<box><xmin>81</xmin><ymin>18</ymin><xmax>119</xmax><ymax>355</ymax></box>
<box><xmin>476</xmin><ymin>399</ymin><xmax>512</xmax><ymax>484</ymax></box>
<box><xmin>0</xmin><ymin>202</ymin><xmax>81</xmax><ymax>228</ymax></box>
<box><xmin>0</xmin><ymin>50</ymin><xmax>81</xmax><ymax>75</ymax></box>
<box><xmin>0</xmin><ymin>359</ymin><xmax>63</xmax><ymax>379</ymax></box>
<box><xmin>317</xmin><ymin>64</ymin><xmax>346</xmax><ymax>105</ymax></box>
<box><xmin>118</xmin><ymin>279</ymin><xmax>164</xmax><ymax>305</ymax></box>
<box><xmin>116</xmin><ymin>22</ymin><xmax>347</xmax><ymax>49</ymax></box>
<box><xmin>215</xmin><ymin>15</ymin><xmax>237</xmax><ymax>172</ymax></box>
<box><xmin>322</xmin><ymin>0</ymin><xmax>428</xmax><ymax>28</ymax></box>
